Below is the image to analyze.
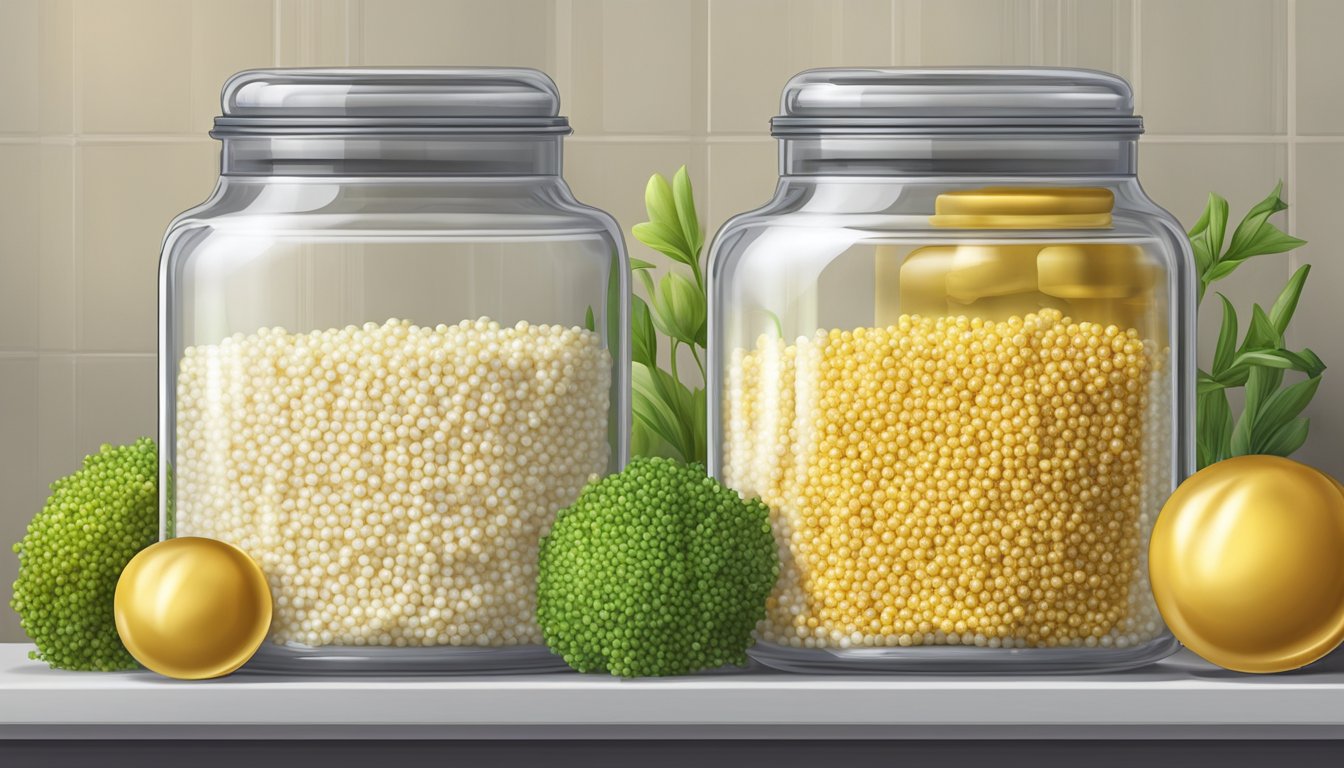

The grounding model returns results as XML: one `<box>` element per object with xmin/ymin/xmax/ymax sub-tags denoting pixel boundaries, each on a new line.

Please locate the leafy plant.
<box><xmin>1191</xmin><ymin>182</ymin><xmax>1325</xmax><ymax>469</ymax></box>
<box><xmin>625</xmin><ymin>166</ymin><xmax>709</xmax><ymax>463</ymax></box>
<box><xmin>614</xmin><ymin>173</ymin><xmax>1325</xmax><ymax>471</ymax></box>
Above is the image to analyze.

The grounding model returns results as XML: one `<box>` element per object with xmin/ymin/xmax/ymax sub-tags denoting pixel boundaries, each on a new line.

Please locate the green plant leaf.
<box><xmin>1197</xmin><ymin>389</ymin><xmax>1233</xmax><ymax>469</ymax></box>
<box><xmin>1277</xmin><ymin>348</ymin><xmax>1328</xmax><ymax>378</ymax></box>
<box><xmin>631</xmin><ymin>417</ymin><xmax>683</xmax><ymax>460</ymax></box>
<box><xmin>1196</xmin><ymin>396</ymin><xmax>1212</xmax><ymax>469</ymax></box>
<box><xmin>1295</xmin><ymin>347</ymin><xmax>1327</xmax><ymax>377</ymax></box>
<box><xmin>691</xmin><ymin>386</ymin><xmax>707</xmax><ymax>467</ymax></box>
<box><xmin>1224</xmin><ymin>182</ymin><xmax>1290</xmax><ymax>259</ymax></box>
<box><xmin>632</xmin><ymin>362</ymin><xmax>692</xmax><ymax>462</ymax></box>
<box><xmin>1269</xmin><ymin>264</ymin><xmax>1311</xmax><ymax>336</ymax></box>
<box><xmin>1239</xmin><ymin>304</ymin><xmax>1282</xmax><ymax>351</ymax></box>
<box><xmin>1224</xmin><ymin>347</ymin><xmax>1323</xmax><ymax>378</ymax></box>
<box><xmin>1231</xmin><ymin>365</ymin><xmax>1282</xmax><ymax>457</ymax></box>
<box><xmin>1223</xmin><ymin>231</ymin><xmax>1307</xmax><ymax>267</ymax></box>
<box><xmin>1192</xmin><ymin>183</ymin><xmax>1320</xmax><ymax>464</ymax></box>
<box><xmin>672</xmin><ymin>166</ymin><xmax>704</xmax><ymax>266</ymax></box>
<box><xmin>1233</xmin><ymin>350</ymin><xmax>1295</xmax><ymax>370</ymax></box>
<box><xmin>632</xmin><ymin>221</ymin><xmax>695</xmax><ymax>267</ymax></box>
<box><xmin>1246</xmin><ymin>364</ymin><xmax>1283</xmax><ymax>418</ymax></box>
<box><xmin>1188</xmin><ymin>192</ymin><xmax>1228</xmax><ymax>278</ymax></box>
<box><xmin>1252</xmin><ymin>375</ymin><xmax>1321</xmax><ymax>447</ymax></box>
<box><xmin>1227</xmin><ymin>225</ymin><xmax>1305</xmax><ymax>265</ymax></box>
<box><xmin>630</xmin><ymin>257</ymin><xmax>657</xmax><ymax>299</ymax></box>
<box><xmin>1203</xmin><ymin>258</ymin><xmax>1244</xmax><ymax>283</ymax></box>
<box><xmin>650</xmin><ymin>272</ymin><xmax>705</xmax><ymax>347</ymax></box>
<box><xmin>583</xmin><ymin>305</ymin><xmax>595</xmax><ymax>333</ymax></box>
<box><xmin>1256</xmin><ymin>416</ymin><xmax>1310</xmax><ymax>457</ymax></box>
<box><xmin>1211</xmin><ymin>294</ymin><xmax>1238</xmax><ymax>375</ymax></box>
<box><xmin>628</xmin><ymin>167</ymin><xmax>717</xmax><ymax>464</ymax></box>
<box><xmin>1229</xmin><ymin>404</ymin><xmax>1256</xmax><ymax>457</ymax></box>
<box><xmin>1197</xmin><ymin>369</ymin><xmax>1229</xmax><ymax>395</ymax></box>
<box><xmin>643</xmin><ymin>173</ymin><xmax>681</xmax><ymax>233</ymax></box>
<box><xmin>643</xmin><ymin>362</ymin><xmax>699</xmax><ymax>462</ymax></box>
<box><xmin>631</xmin><ymin>295</ymin><xmax>658</xmax><ymax>369</ymax></box>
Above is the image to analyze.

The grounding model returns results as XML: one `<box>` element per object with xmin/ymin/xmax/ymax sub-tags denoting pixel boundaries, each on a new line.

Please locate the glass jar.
<box><xmin>708</xmin><ymin>68</ymin><xmax>1190</xmax><ymax>673</ymax></box>
<box><xmin>158</xmin><ymin>68</ymin><xmax>629</xmax><ymax>673</ymax></box>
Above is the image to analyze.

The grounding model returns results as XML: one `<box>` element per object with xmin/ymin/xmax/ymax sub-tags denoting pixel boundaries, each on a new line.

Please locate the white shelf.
<box><xmin>3</xmin><ymin>643</ymin><xmax>1344</xmax><ymax>740</ymax></box>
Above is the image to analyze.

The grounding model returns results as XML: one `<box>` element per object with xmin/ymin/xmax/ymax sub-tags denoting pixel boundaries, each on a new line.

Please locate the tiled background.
<box><xmin>0</xmin><ymin>0</ymin><xmax>1338</xmax><ymax>642</ymax></box>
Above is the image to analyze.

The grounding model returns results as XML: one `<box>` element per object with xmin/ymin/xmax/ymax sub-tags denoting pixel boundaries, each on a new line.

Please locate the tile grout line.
<box><xmin>6</xmin><ymin>133</ymin><xmax>1344</xmax><ymax>144</ymax></box>
<box><xmin>1286</xmin><ymin>0</ymin><xmax>1299</xmax><ymax>352</ymax></box>
<box><xmin>552</xmin><ymin>0</ymin><xmax>573</xmax><ymax>128</ymax></box>
<box><xmin>890</xmin><ymin>0</ymin><xmax>898</xmax><ymax>66</ymax></box>
<box><xmin>1286</xmin><ymin>0</ymin><xmax>1298</xmax><ymax>238</ymax></box>
<box><xmin>0</xmin><ymin>135</ymin><xmax>218</xmax><ymax>144</ymax></box>
<box><xmin>273</xmin><ymin>0</ymin><xmax>282</xmax><ymax>66</ymax></box>
<box><xmin>345</xmin><ymin>0</ymin><xmax>360</xmax><ymax>66</ymax></box>
<box><xmin>905</xmin><ymin>0</ymin><xmax>921</xmax><ymax>65</ymax></box>
<box><xmin>0</xmin><ymin>352</ymin><xmax>158</xmax><ymax>360</ymax></box>
<box><xmin>568</xmin><ymin>133</ymin><xmax>1313</xmax><ymax>144</ymax></box>
<box><xmin>705</xmin><ymin>0</ymin><xmax>715</xmax><ymax>136</ymax></box>
<box><xmin>70</xmin><ymin>0</ymin><xmax>83</xmax><ymax>451</ymax></box>
<box><xmin>702</xmin><ymin>0</ymin><xmax>713</xmax><ymax>217</ymax></box>
<box><xmin>1057</xmin><ymin>0</ymin><xmax>1066</xmax><ymax>67</ymax></box>
<box><xmin>1131</xmin><ymin>0</ymin><xmax>1142</xmax><ymax>114</ymax></box>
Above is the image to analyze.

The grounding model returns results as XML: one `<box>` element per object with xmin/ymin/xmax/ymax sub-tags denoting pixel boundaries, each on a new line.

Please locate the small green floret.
<box><xmin>10</xmin><ymin>438</ymin><xmax>158</xmax><ymax>671</ymax></box>
<box><xmin>536</xmin><ymin>457</ymin><xmax>778</xmax><ymax>676</ymax></box>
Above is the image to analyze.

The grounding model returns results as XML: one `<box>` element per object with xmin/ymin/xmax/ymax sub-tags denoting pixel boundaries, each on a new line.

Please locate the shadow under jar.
<box><xmin>158</xmin><ymin>68</ymin><xmax>629</xmax><ymax>673</ymax></box>
<box><xmin>708</xmin><ymin>68</ymin><xmax>1192</xmax><ymax>673</ymax></box>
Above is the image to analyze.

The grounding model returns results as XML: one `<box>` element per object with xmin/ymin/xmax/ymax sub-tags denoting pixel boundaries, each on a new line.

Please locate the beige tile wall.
<box><xmin>0</xmin><ymin>0</ymin><xmax>1336</xmax><ymax>642</ymax></box>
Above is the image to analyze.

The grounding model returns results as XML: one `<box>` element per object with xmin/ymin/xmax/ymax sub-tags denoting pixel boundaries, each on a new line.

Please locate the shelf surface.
<box><xmin>3</xmin><ymin>643</ymin><xmax>1344</xmax><ymax>740</ymax></box>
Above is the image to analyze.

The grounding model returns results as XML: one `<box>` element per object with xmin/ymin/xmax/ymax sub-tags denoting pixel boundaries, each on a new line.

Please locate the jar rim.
<box><xmin>773</xmin><ymin>67</ymin><xmax>1143</xmax><ymax>138</ymax></box>
<box><xmin>210</xmin><ymin>116</ymin><xmax>573</xmax><ymax>138</ymax></box>
<box><xmin>214</xmin><ymin>67</ymin><xmax>572</xmax><ymax>137</ymax></box>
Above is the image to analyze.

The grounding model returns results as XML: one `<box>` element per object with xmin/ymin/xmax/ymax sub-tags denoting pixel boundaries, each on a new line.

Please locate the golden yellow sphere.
<box><xmin>1150</xmin><ymin>455</ymin><xmax>1344</xmax><ymax>673</ymax></box>
<box><xmin>114</xmin><ymin>537</ymin><xmax>272</xmax><ymax>680</ymax></box>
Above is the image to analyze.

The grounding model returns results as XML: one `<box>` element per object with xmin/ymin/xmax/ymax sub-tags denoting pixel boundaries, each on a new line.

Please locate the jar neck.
<box><xmin>780</xmin><ymin>135</ymin><xmax>1138</xmax><ymax>177</ymax></box>
<box><xmin>219</xmin><ymin>134</ymin><xmax>564</xmax><ymax>177</ymax></box>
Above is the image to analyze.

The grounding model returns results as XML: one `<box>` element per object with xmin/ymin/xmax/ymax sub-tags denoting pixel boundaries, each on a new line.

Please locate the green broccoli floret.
<box><xmin>10</xmin><ymin>438</ymin><xmax>158</xmax><ymax>671</ymax></box>
<box><xmin>536</xmin><ymin>457</ymin><xmax>778</xmax><ymax>676</ymax></box>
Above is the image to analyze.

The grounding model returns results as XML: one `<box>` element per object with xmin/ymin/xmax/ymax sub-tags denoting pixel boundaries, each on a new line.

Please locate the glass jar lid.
<box><xmin>213</xmin><ymin>67</ymin><xmax>571</xmax><ymax>136</ymax></box>
<box><xmin>772</xmin><ymin>67</ymin><xmax>1141</xmax><ymax>136</ymax></box>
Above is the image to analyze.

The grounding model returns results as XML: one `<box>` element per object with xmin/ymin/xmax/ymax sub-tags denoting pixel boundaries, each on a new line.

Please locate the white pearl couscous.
<box><xmin>174</xmin><ymin>318</ymin><xmax>610</xmax><ymax>648</ymax></box>
<box><xmin>724</xmin><ymin>309</ymin><xmax>1168</xmax><ymax>650</ymax></box>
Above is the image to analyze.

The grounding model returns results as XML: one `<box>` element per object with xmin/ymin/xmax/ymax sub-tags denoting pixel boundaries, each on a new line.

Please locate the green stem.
<box><xmin>690</xmin><ymin>344</ymin><xmax>706</xmax><ymax>380</ymax></box>
<box><xmin>669</xmin><ymin>339</ymin><xmax>681</xmax><ymax>386</ymax></box>
<box><xmin>689</xmin><ymin>253</ymin><xmax>704</xmax><ymax>293</ymax></box>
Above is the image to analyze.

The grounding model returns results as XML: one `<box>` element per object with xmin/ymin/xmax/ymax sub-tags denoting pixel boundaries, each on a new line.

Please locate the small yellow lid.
<box><xmin>931</xmin><ymin>187</ymin><xmax>1114</xmax><ymax>229</ymax></box>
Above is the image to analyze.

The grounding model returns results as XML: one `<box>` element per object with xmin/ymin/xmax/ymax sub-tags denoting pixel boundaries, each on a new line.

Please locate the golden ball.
<box><xmin>1150</xmin><ymin>455</ymin><xmax>1344</xmax><ymax>673</ymax></box>
<box><xmin>114</xmin><ymin>537</ymin><xmax>272</xmax><ymax>680</ymax></box>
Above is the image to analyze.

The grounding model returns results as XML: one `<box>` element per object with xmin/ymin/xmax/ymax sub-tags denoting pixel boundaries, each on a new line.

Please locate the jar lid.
<box><xmin>772</xmin><ymin>68</ymin><xmax>1141</xmax><ymax>136</ymax></box>
<box><xmin>931</xmin><ymin>187</ymin><xmax>1114</xmax><ymax>228</ymax></box>
<box><xmin>212</xmin><ymin>68</ymin><xmax>571</xmax><ymax>136</ymax></box>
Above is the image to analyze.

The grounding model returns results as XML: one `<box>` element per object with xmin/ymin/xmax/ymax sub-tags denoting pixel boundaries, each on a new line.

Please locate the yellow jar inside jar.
<box><xmin>724</xmin><ymin>187</ymin><xmax>1170</xmax><ymax>650</ymax></box>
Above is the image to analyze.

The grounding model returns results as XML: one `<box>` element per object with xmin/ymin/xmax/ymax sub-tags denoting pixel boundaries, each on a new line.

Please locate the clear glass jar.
<box><xmin>158</xmin><ymin>68</ymin><xmax>629</xmax><ymax>673</ymax></box>
<box><xmin>708</xmin><ymin>68</ymin><xmax>1190</xmax><ymax>673</ymax></box>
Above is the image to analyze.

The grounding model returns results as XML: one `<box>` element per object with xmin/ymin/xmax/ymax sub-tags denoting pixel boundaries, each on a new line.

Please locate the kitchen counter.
<box><xmin>3</xmin><ymin>643</ymin><xmax>1344</xmax><ymax>741</ymax></box>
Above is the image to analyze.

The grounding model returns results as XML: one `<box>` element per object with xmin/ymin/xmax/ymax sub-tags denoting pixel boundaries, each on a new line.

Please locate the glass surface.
<box><xmin>709</xmin><ymin>67</ymin><xmax>1193</xmax><ymax>673</ymax></box>
<box><xmin>777</xmin><ymin>67</ymin><xmax>1136</xmax><ymax>121</ymax></box>
<box><xmin>222</xmin><ymin>67</ymin><xmax>563</xmax><ymax>120</ymax></box>
<box><xmin>711</xmin><ymin>179</ymin><xmax>1189</xmax><ymax>673</ymax></box>
<box><xmin>159</xmin><ymin>69</ymin><xmax>629</xmax><ymax>674</ymax></box>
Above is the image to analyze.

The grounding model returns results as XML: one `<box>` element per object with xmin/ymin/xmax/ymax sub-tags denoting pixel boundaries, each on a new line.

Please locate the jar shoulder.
<box><xmin>709</xmin><ymin>178</ymin><xmax>1193</xmax><ymax>272</ymax></box>
<box><xmin>162</xmin><ymin>177</ymin><xmax>624</xmax><ymax>249</ymax></box>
